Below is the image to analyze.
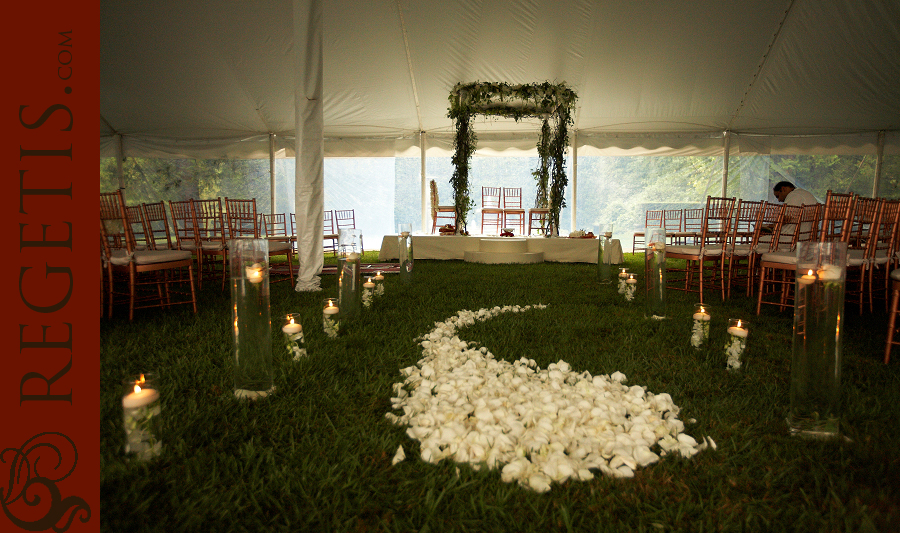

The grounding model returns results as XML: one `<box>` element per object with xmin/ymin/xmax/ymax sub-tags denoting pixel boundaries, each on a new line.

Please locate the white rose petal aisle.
<box><xmin>386</xmin><ymin>304</ymin><xmax>715</xmax><ymax>492</ymax></box>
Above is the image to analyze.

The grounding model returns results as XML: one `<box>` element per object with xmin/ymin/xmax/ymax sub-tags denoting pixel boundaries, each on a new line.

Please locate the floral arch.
<box><xmin>447</xmin><ymin>81</ymin><xmax>577</xmax><ymax>235</ymax></box>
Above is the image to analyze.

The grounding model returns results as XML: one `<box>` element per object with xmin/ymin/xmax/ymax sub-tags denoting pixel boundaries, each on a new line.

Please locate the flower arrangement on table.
<box><xmin>439</xmin><ymin>224</ymin><xmax>468</xmax><ymax>236</ymax></box>
<box><xmin>500</xmin><ymin>229</ymin><xmax>515</xmax><ymax>237</ymax></box>
<box><xmin>567</xmin><ymin>229</ymin><xmax>596</xmax><ymax>238</ymax></box>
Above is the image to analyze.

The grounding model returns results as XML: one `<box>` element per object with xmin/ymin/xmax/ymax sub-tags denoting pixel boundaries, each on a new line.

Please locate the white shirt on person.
<box><xmin>780</xmin><ymin>187</ymin><xmax>819</xmax><ymax>246</ymax></box>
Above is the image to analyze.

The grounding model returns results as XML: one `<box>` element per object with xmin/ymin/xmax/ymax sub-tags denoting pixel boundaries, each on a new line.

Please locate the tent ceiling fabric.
<box><xmin>100</xmin><ymin>0</ymin><xmax>900</xmax><ymax>158</ymax></box>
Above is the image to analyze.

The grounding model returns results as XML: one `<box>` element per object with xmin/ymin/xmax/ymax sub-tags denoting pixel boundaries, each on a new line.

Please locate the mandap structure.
<box><xmin>448</xmin><ymin>82</ymin><xmax>577</xmax><ymax>236</ymax></box>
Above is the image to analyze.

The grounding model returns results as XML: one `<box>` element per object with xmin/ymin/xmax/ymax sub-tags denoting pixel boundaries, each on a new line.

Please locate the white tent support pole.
<box><xmin>269</xmin><ymin>133</ymin><xmax>276</xmax><ymax>215</ymax></box>
<box><xmin>293</xmin><ymin>0</ymin><xmax>325</xmax><ymax>292</ymax></box>
<box><xmin>420</xmin><ymin>131</ymin><xmax>427</xmax><ymax>234</ymax></box>
<box><xmin>722</xmin><ymin>131</ymin><xmax>731</xmax><ymax>197</ymax></box>
<box><xmin>873</xmin><ymin>130</ymin><xmax>885</xmax><ymax>197</ymax></box>
<box><xmin>570</xmin><ymin>130</ymin><xmax>578</xmax><ymax>233</ymax></box>
<box><xmin>116</xmin><ymin>134</ymin><xmax>126</xmax><ymax>190</ymax></box>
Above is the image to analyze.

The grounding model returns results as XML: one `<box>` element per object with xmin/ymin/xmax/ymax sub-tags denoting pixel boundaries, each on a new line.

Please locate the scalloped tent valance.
<box><xmin>448</xmin><ymin>82</ymin><xmax>577</xmax><ymax>234</ymax></box>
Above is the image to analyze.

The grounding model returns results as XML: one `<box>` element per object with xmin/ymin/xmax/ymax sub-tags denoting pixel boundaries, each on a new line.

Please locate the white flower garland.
<box><xmin>386</xmin><ymin>304</ymin><xmax>715</xmax><ymax>492</ymax></box>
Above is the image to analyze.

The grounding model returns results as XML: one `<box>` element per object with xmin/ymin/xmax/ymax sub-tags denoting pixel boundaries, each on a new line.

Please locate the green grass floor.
<box><xmin>100</xmin><ymin>253</ymin><xmax>900</xmax><ymax>532</ymax></box>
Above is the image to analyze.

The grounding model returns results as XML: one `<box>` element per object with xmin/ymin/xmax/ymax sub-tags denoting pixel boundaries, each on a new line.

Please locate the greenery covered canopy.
<box><xmin>448</xmin><ymin>81</ymin><xmax>577</xmax><ymax>235</ymax></box>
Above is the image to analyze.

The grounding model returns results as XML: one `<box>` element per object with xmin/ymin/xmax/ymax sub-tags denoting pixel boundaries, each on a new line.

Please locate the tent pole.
<box><xmin>269</xmin><ymin>133</ymin><xmax>276</xmax><ymax>215</ymax></box>
<box><xmin>722</xmin><ymin>131</ymin><xmax>731</xmax><ymax>197</ymax></box>
<box><xmin>873</xmin><ymin>130</ymin><xmax>885</xmax><ymax>197</ymax></box>
<box><xmin>570</xmin><ymin>130</ymin><xmax>577</xmax><ymax>233</ymax></box>
<box><xmin>421</xmin><ymin>131</ymin><xmax>427</xmax><ymax>234</ymax></box>
<box><xmin>293</xmin><ymin>0</ymin><xmax>325</xmax><ymax>292</ymax></box>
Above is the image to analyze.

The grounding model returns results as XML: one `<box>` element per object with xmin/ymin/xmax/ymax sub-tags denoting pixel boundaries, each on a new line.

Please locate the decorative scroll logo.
<box><xmin>1</xmin><ymin>432</ymin><xmax>91</xmax><ymax>532</ymax></box>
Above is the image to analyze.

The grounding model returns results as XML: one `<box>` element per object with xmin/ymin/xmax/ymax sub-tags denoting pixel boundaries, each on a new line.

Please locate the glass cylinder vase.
<box><xmin>230</xmin><ymin>238</ymin><xmax>274</xmax><ymax>399</ymax></box>
<box><xmin>373</xmin><ymin>271</ymin><xmax>385</xmax><ymax>297</ymax></box>
<box><xmin>282</xmin><ymin>313</ymin><xmax>307</xmax><ymax>361</ymax></box>
<box><xmin>788</xmin><ymin>241</ymin><xmax>847</xmax><ymax>438</ymax></box>
<box><xmin>617</xmin><ymin>268</ymin><xmax>631</xmax><ymax>295</ymax></box>
<box><xmin>645</xmin><ymin>228</ymin><xmax>667</xmax><ymax>319</ymax></box>
<box><xmin>597</xmin><ymin>226</ymin><xmax>612</xmax><ymax>284</ymax></box>
<box><xmin>362</xmin><ymin>277</ymin><xmax>375</xmax><ymax>309</ymax></box>
<box><xmin>122</xmin><ymin>373</ymin><xmax>162</xmax><ymax>461</ymax></box>
<box><xmin>398</xmin><ymin>223</ymin><xmax>413</xmax><ymax>283</ymax></box>
<box><xmin>623</xmin><ymin>274</ymin><xmax>638</xmax><ymax>303</ymax></box>
<box><xmin>337</xmin><ymin>228</ymin><xmax>362</xmax><ymax>322</ymax></box>
<box><xmin>690</xmin><ymin>303</ymin><xmax>711</xmax><ymax>350</ymax></box>
<box><xmin>725</xmin><ymin>318</ymin><xmax>749</xmax><ymax>372</ymax></box>
<box><xmin>323</xmin><ymin>297</ymin><xmax>341</xmax><ymax>338</ymax></box>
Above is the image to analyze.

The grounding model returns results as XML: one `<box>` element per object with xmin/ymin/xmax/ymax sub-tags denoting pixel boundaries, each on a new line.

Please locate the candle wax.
<box><xmin>727</xmin><ymin>327</ymin><xmax>748</xmax><ymax>338</ymax></box>
<box><xmin>122</xmin><ymin>387</ymin><xmax>159</xmax><ymax>409</ymax></box>
<box><xmin>692</xmin><ymin>313</ymin><xmax>711</xmax><ymax>321</ymax></box>
<box><xmin>282</xmin><ymin>323</ymin><xmax>302</xmax><ymax>334</ymax></box>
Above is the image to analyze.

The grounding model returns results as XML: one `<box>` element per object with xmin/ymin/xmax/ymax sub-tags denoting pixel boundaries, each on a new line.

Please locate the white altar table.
<box><xmin>378</xmin><ymin>235</ymin><xmax>624</xmax><ymax>264</ymax></box>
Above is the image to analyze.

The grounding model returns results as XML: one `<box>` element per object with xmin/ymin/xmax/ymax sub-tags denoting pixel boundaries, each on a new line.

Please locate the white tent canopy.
<box><xmin>101</xmin><ymin>0</ymin><xmax>900</xmax><ymax>157</ymax></box>
<box><xmin>100</xmin><ymin>0</ymin><xmax>900</xmax><ymax>287</ymax></box>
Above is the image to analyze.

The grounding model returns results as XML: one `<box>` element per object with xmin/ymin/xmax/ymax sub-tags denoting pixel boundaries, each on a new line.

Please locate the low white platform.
<box><xmin>378</xmin><ymin>235</ymin><xmax>623</xmax><ymax>264</ymax></box>
<box><xmin>463</xmin><ymin>238</ymin><xmax>544</xmax><ymax>264</ymax></box>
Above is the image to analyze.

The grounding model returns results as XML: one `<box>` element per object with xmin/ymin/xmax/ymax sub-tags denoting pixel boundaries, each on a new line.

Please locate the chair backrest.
<box><xmin>645</xmin><ymin>209</ymin><xmax>664</xmax><ymax>229</ymax></box>
<box><xmin>141</xmin><ymin>201</ymin><xmax>173</xmax><ymax>250</ymax></box>
<box><xmin>663</xmin><ymin>209</ymin><xmax>682</xmax><ymax>232</ymax></box>
<box><xmin>727</xmin><ymin>199</ymin><xmax>763</xmax><ymax>247</ymax></box>
<box><xmin>334</xmin><ymin>209</ymin><xmax>356</xmax><ymax>231</ymax></box>
<box><xmin>794</xmin><ymin>203</ymin><xmax>822</xmax><ymax>245</ymax></box>
<box><xmin>168</xmin><ymin>199</ymin><xmax>198</xmax><ymax>249</ymax></box>
<box><xmin>323</xmin><ymin>210</ymin><xmax>335</xmax><ymax>235</ymax></box>
<box><xmin>875</xmin><ymin>199</ymin><xmax>900</xmax><ymax>258</ymax></box>
<box><xmin>191</xmin><ymin>198</ymin><xmax>227</xmax><ymax>244</ymax></box>
<box><xmin>482</xmin><ymin>187</ymin><xmax>502</xmax><ymax>210</ymax></box>
<box><xmin>731</xmin><ymin>200</ymin><xmax>764</xmax><ymax>245</ymax></box>
<box><xmin>261</xmin><ymin>213</ymin><xmax>289</xmax><ymax>237</ymax></box>
<box><xmin>125</xmin><ymin>204</ymin><xmax>150</xmax><ymax>249</ymax></box>
<box><xmin>100</xmin><ymin>191</ymin><xmax>128</xmax><ymax>251</ymax></box>
<box><xmin>700</xmin><ymin>196</ymin><xmax>736</xmax><ymax>246</ymax></box>
<box><xmin>682</xmin><ymin>208</ymin><xmax>703</xmax><ymax>233</ymax></box>
<box><xmin>820</xmin><ymin>190</ymin><xmax>857</xmax><ymax>243</ymax></box>
<box><xmin>503</xmin><ymin>188</ymin><xmax>523</xmax><ymax>210</ymax></box>
<box><xmin>764</xmin><ymin>204</ymin><xmax>799</xmax><ymax>252</ymax></box>
<box><xmin>850</xmin><ymin>196</ymin><xmax>880</xmax><ymax>248</ymax></box>
<box><xmin>224</xmin><ymin>197</ymin><xmax>259</xmax><ymax>239</ymax></box>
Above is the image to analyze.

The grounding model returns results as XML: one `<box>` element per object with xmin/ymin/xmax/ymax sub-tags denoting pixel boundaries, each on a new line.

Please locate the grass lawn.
<box><xmin>100</xmin><ymin>252</ymin><xmax>900</xmax><ymax>532</ymax></box>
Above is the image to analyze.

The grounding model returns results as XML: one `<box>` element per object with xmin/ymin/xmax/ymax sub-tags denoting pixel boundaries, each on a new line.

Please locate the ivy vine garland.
<box><xmin>447</xmin><ymin>81</ymin><xmax>577</xmax><ymax>235</ymax></box>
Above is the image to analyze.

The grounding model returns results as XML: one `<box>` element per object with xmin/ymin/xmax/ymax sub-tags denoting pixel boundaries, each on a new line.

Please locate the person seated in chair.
<box><xmin>760</xmin><ymin>181</ymin><xmax>818</xmax><ymax>248</ymax></box>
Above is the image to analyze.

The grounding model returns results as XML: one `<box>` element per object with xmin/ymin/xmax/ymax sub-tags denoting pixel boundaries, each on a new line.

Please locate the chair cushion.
<box><xmin>666</xmin><ymin>245</ymin><xmax>723</xmax><ymax>257</ymax></box>
<box><xmin>760</xmin><ymin>250</ymin><xmax>797</xmax><ymax>265</ymax></box>
<box><xmin>268</xmin><ymin>241</ymin><xmax>293</xmax><ymax>253</ymax></box>
<box><xmin>134</xmin><ymin>249</ymin><xmax>193</xmax><ymax>265</ymax></box>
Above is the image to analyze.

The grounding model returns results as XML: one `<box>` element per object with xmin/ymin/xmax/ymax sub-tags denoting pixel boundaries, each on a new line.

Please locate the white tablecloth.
<box><xmin>378</xmin><ymin>235</ymin><xmax>624</xmax><ymax>264</ymax></box>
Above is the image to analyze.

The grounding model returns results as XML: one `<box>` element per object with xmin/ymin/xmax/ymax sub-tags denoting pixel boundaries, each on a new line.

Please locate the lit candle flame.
<box><xmin>134</xmin><ymin>384</ymin><xmax>142</xmax><ymax>394</ymax></box>
<box><xmin>807</xmin><ymin>269</ymin><xmax>814</xmax><ymax>276</ymax></box>
<box><xmin>288</xmin><ymin>315</ymin><xmax>295</xmax><ymax>325</ymax></box>
<box><xmin>737</xmin><ymin>320</ymin><xmax>742</xmax><ymax>328</ymax></box>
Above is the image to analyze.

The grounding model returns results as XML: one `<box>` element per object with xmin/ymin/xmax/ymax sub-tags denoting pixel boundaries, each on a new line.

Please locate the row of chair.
<box><xmin>633</xmin><ymin>208</ymin><xmax>705</xmax><ymax>252</ymax></box>
<box><xmin>655</xmin><ymin>193</ymin><xmax>900</xmax><ymax>325</ymax></box>
<box><xmin>323</xmin><ymin>209</ymin><xmax>362</xmax><ymax>255</ymax></box>
<box><xmin>100</xmin><ymin>193</ymin><xmax>298</xmax><ymax>320</ymax></box>
<box><xmin>481</xmin><ymin>187</ymin><xmax>551</xmax><ymax>236</ymax></box>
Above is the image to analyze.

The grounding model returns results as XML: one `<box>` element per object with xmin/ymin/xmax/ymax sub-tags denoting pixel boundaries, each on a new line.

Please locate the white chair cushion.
<box><xmin>133</xmin><ymin>249</ymin><xmax>193</xmax><ymax>265</ymax></box>
<box><xmin>268</xmin><ymin>241</ymin><xmax>293</xmax><ymax>253</ymax></box>
<box><xmin>760</xmin><ymin>250</ymin><xmax>798</xmax><ymax>264</ymax></box>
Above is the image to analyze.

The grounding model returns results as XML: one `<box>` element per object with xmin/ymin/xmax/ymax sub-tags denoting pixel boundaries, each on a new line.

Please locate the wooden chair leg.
<box><xmin>886</xmin><ymin>283</ymin><xmax>900</xmax><ymax>364</ymax></box>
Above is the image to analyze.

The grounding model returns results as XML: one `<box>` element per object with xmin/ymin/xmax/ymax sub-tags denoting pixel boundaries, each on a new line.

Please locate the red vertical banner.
<box><xmin>2</xmin><ymin>2</ymin><xmax>100</xmax><ymax>533</ymax></box>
